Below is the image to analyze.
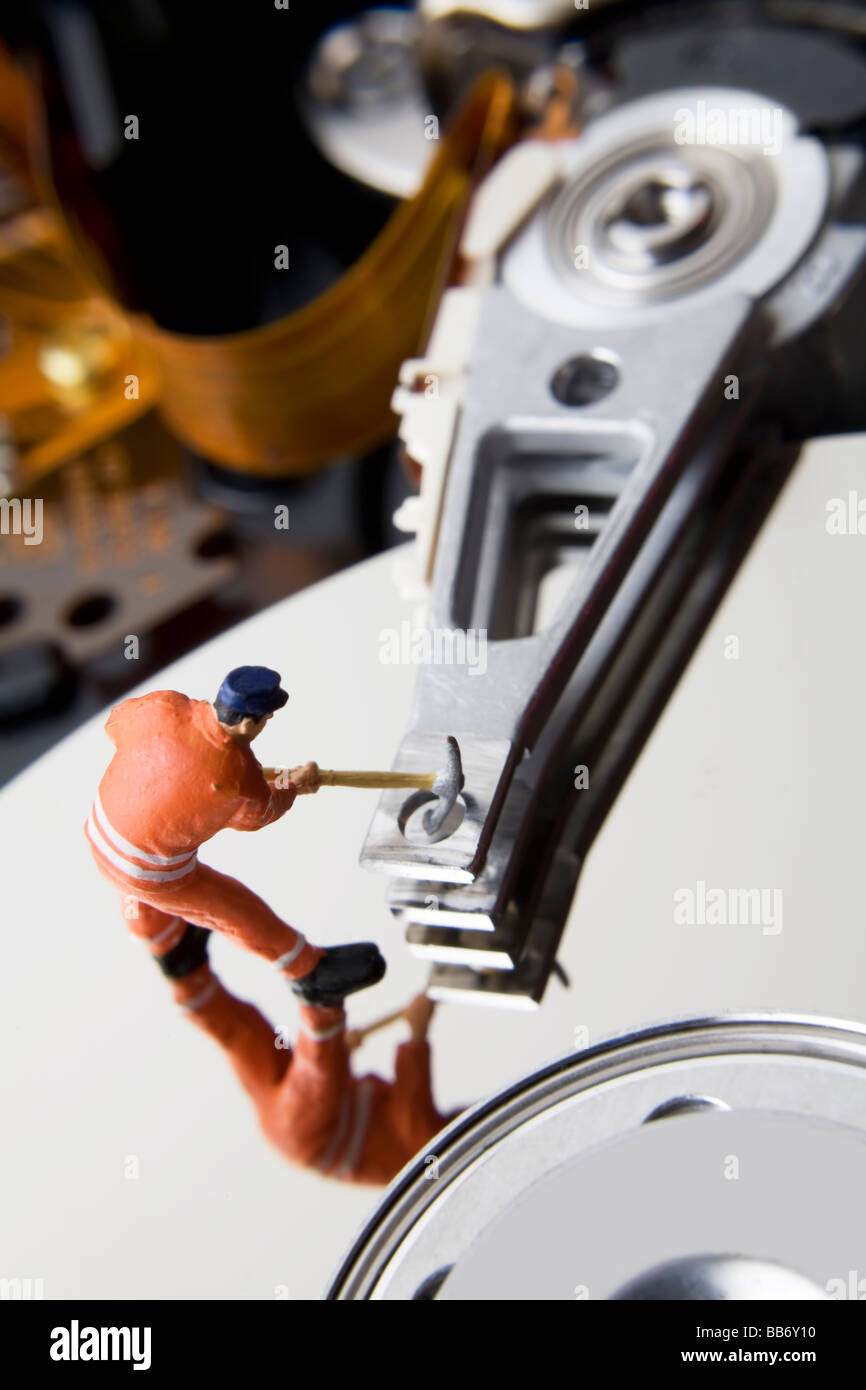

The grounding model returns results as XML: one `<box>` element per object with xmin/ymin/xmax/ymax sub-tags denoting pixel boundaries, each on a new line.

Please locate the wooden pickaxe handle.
<box><xmin>349</xmin><ymin>1006</ymin><xmax>406</xmax><ymax>1040</ymax></box>
<box><xmin>260</xmin><ymin>766</ymin><xmax>436</xmax><ymax>790</ymax></box>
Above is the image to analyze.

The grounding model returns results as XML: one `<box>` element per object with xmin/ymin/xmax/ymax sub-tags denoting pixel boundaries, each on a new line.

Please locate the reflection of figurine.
<box><xmin>168</xmin><ymin>932</ymin><xmax>457</xmax><ymax>1184</ymax></box>
<box><xmin>86</xmin><ymin>666</ymin><xmax>385</xmax><ymax>1005</ymax></box>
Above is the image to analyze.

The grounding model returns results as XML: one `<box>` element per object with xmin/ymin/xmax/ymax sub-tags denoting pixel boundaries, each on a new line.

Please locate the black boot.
<box><xmin>290</xmin><ymin>942</ymin><xmax>386</xmax><ymax>1007</ymax></box>
<box><xmin>156</xmin><ymin>924</ymin><xmax>211</xmax><ymax>979</ymax></box>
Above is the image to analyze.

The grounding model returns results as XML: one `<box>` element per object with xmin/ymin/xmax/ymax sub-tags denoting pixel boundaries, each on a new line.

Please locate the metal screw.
<box><xmin>601</xmin><ymin>166</ymin><xmax>716</xmax><ymax>270</ymax></box>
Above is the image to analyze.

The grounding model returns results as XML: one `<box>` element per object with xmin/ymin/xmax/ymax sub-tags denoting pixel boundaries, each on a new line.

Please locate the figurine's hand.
<box><xmin>345</xmin><ymin>1028</ymin><xmax>364</xmax><ymax>1052</ymax></box>
<box><xmin>403</xmin><ymin>992</ymin><xmax>436</xmax><ymax>1043</ymax></box>
<box><xmin>290</xmin><ymin>760</ymin><xmax>320</xmax><ymax>795</ymax></box>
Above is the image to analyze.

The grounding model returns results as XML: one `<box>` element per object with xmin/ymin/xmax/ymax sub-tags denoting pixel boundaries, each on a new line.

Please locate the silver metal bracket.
<box><xmin>360</xmin><ymin>86</ymin><xmax>866</xmax><ymax>1004</ymax></box>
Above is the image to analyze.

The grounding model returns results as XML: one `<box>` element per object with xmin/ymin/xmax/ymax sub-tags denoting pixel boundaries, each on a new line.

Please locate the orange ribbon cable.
<box><xmin>0</xmin><ymin>44</ymin><xmax>156</xmax><ymax>487</ymax></box>
<box><xmin>0</xmin><ymin>49</ymin><xmax>518</xmax><ymax>485</ymax></box>
<box><xmin>138</xmin><ymin>71</ymin><xmax>518</xmax><ymax>476</ymax></box>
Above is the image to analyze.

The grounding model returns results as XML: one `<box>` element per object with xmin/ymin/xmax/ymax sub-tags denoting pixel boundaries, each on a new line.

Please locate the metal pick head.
<box><xmin>423</xmin><ymin>736</ymin><xmax>464</xmax><ymax>837</ymax></box>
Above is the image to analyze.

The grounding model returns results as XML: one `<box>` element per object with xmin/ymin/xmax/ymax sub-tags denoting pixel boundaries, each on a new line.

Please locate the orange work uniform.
<box><xmin>85</xmin><ymin>690</ymin><xmax>323</xmax><ymax>979</ymax></box>
<box><xmin>173</xmin><ymin>965</ymin><xmax>457</xmax><ymax>1185</ymax></box>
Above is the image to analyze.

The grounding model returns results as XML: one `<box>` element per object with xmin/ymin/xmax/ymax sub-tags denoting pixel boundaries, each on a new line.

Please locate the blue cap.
<box><xmin>216</xmin><ymin>666</ymin><xmax>288</xmax><ymax>719</ymax></box>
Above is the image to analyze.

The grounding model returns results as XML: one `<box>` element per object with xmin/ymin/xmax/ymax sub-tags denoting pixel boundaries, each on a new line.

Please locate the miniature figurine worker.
<box><xmin>166</xmin><ymin>928</ymin><xmax>458</xmax><ymax>1185</ymax></box>
<box><xmin>86</xmin><ymin>666</ymin><xmax>384</xmax><ymax>1006</ymax></box>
